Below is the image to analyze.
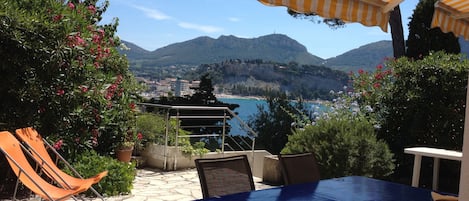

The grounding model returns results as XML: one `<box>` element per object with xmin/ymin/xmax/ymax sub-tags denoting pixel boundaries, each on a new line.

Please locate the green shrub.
<box><xmin>181</xmin><ymin>141</ymin><xmax>209</xmax><ymax>157</ymax></box>
<box><xmin>137</xmin><ymin>113</ymin><xmax>189</xmax><ymax>146</ymax></box>
<box><xmin>64</xmin><ymin>150</ymin><xmax>136</xmax><ymax>197</ymax></box>
<box><xmin>379</xmin><ymin>52</ymin><xmax>468</xmax><ymax>152</ymax></box>
<box><xmin>136</xmin><ymin>112</ymin><xmax>209</xmax><ymax>156</ymax></box>
<box><xmin>282</xmin><ymin>115</ymin><xmax>395</xmax><ymax>179</ymax></box>
<box><xmin>136</xmin><ymin>113</ymin><xmax>170</xmax><ymax>145</ymax></box>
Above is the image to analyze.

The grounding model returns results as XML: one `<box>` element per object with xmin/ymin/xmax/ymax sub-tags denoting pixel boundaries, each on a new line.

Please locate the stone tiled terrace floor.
<box><xmin>100</xmin><ymin>168</ymin><xmax>275</xmax><ymax>201</ymax></box>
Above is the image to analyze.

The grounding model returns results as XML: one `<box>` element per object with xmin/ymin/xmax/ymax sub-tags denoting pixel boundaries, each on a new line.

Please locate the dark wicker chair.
<box><xmin>195</xmin><ymin>155</ymin><xmax>255</xmax><ymax>198</ymax></box>
<box><xmin>278</xmin><ymin>153</ymin><xmax>321</xmax><ymax>185</ymax></box>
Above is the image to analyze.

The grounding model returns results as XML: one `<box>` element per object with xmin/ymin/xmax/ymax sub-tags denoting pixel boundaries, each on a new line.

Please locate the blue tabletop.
<box><xmin>197</xmin><ymin>176</ymin><xmax>433</xmax><ymax>201</ymax></box>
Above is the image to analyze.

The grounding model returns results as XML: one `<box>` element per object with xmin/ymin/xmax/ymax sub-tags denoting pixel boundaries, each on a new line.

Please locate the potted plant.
<box><xmin>116</xmin><ymin>128</ymin><xmax>141</xmax><ymax>162</ymax></box>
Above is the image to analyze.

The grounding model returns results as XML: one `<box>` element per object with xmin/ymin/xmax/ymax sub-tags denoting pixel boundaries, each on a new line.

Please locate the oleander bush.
<box><xmin>0</xmin><ymin>0</ymin><xmax>141</xmax><ymax>196</ymax></box>
<box><xmin>0</xmin><ymin>0</ymin><xmax>141</xmax><ymax>159</ymax></box>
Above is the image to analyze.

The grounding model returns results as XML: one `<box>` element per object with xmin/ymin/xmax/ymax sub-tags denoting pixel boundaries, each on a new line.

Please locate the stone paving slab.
<box><xmin>100</xmin><ymin>168</ymin><xmax>274</xmax><ymax>201</ymax></box>
<box><xmin>11</xmin><ymin>168</ymin><xmax>275</xmax><ymax>201</ymax></box>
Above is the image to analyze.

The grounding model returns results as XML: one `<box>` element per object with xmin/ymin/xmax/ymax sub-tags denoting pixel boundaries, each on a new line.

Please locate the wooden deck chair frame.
<box><xmin>15</xmin><ymin>127</ymin><xmax>107</xmax><ymax>200</ymax></box>
<box><xmin>0</xmin><ymin>131</ymin><xmax>92</xmax><ymax>201</ymax></box>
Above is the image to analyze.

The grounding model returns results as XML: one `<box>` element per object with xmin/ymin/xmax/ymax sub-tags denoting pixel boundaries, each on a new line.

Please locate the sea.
<box><xmin>218</xmin><ymin>98</ymin><xmax>326</xmax><ymax>136</ymax></box>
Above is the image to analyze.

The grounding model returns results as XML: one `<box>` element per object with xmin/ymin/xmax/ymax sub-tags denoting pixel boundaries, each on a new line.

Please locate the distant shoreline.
<box><xmin>215</xmin><ymin>93</ymin><xmax>264</xmax><ymax>100</ymax></box>
<box><xmin>215</xmin><ymin>93</ymin><xmax>328</xmax><ymax>104</ymax></box>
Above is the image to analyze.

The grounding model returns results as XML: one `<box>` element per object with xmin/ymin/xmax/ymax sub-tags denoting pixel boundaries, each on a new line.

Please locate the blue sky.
<box><xmin>101</xmin><ymin>0</ymin><xmax>419</xmax><ymax>59</ymax></box>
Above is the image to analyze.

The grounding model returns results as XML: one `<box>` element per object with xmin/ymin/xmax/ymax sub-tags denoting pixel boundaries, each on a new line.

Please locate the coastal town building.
<box><xmin>136</xmin><ymin>77</ymin><xmax>200</xmax><ymax>99</ymax></box>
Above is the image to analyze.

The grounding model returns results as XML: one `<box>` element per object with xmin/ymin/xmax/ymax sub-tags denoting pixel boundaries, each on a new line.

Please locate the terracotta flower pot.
<box><xmin>116</xmin><ymin>147</ymin><xmax>134</xmax><ymax>162</ymax></box>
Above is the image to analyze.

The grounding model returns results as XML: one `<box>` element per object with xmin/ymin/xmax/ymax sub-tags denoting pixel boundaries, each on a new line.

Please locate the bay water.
<box><xmin>218</xmin><ymin>98</ymin><xmax>325</xmax><ymax>136</ymax></box>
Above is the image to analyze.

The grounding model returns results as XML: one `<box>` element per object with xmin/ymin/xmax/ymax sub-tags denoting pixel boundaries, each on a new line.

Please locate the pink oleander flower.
<box><xmin>53</xmin><ymin>139</ymin><xmax>63</xmax><ymax>150</ymax></box>
<box><xmin>87</xmin><ymin>5</ymin><xmax>96</xmax><ymax>14</ymax></box>
<box><xmin>56</xmin><ymin>89</ymin><xmax>65</xmax><ymax>96</ymax></box>
<box><xmin>373</xmin><ymin>82</ymin><xmax>381</xmax><ymax>89</ymax></box>
<box><xmin>67</xmin><ymin>2</ymin><xmax>75</xmax><ymax>10</ymax></box>
<box><xmin>137</xmin><ymin>132</ymin><xmax>143</xmax><ymax>140</ymax></box>
<box><xmin>80</xmin><ymin>86</ymin><xmax>88</xmax><ymax>93</ymax></box>
<box><xmin>374</xmin><ymin>73</ymin><xmax>383</xmax><ymax>80</ymax></box>
<box><xmin>53</xmin><ymin>14</ymin><xmax>63</xmax><ymax>22</ymax></box>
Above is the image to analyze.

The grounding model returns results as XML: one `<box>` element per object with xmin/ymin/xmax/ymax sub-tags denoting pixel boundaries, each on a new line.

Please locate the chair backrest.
<box><xmin>195</xmin><ymin>155</ymin><xmax>255</xmax><ymax>198</ymax></box>
<box><xmin>14</xmin><ymin>127</ymin><xmax>73</xmax><ymax>185</ymax></box>
<box><xmin>15</xmin><ymin>127</ymin><xmax>107</xmax><ymax>200</ymax></box>
<box><xmin>0</xmin><ymin>131</ymin><xmax>90</xmax><ymax>201</ymax></box>
<box><xmin>279</xmin><ymin>153</ymin><xmax>321</xmax><ymax>185</ymax></box>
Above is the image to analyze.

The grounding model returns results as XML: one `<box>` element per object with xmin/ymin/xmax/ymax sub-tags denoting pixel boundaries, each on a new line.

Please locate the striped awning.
<box><xmin>258</xmin><ymin>0</ymin><xmax>403</xmax><ymax>32</ymax></box>
<box><xmin>431</xmin><ymin>0</ymin><xmax>469</xmax><ymax>40</ymax></box>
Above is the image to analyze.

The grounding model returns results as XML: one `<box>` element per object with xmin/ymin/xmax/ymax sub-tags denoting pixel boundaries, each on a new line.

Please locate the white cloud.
<box><xmin>178</xmin><ymin>22</ymin><xmax>223</xmax><ymax>33</ymax></box>
<box><xmin>228</xmin><ymin>17</ymin><xmax>240</xmax><ymax>22</ymax></box>
<box><xmin>133</xmin><ymin>5</ymin><xmax>171</xmax><ymax>20</ymax></box>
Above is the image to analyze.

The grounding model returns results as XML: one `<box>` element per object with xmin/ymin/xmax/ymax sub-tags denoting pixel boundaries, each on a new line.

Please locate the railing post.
<box><xmin>174</xmin><ymin>109</ymin><xmax>180</xmax><ymax>170</ymax></box>
<box><xmin>221</xmin><ymin>110</ymin><xmax>226</xmax><ymax>154</ymax></box>
<box><xmin>164</xmin><ymin>109</ymin><xmax>170</xmax><ymax>171</ymax></box>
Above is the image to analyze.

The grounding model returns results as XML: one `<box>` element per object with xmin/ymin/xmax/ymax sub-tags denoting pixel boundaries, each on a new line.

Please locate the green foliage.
<box><xmin>347</xmin><ymin>52</ymin><xmax>468</xmax><ymax>187</ymax></box>
<box><xmin>180</xmin><ymin>141</ymin><xmax>209</xmax><ymax>157</ymax></box>
<box><xmin>0</xmin><ymin>0</ymin><xmax>141</xmax><ymax>159</ymax></box>
<box><xmin>282</xmin><ymin>115</ymin><xmax>395</xmax><ymax>179</ymax></box>
<box><xmin>405</xmin><ymin>0</ymin><xmax>460</xmax><ymax>59</ymax></box>
<box><xmin>136</xmin><ymin>112</ymin><xmax>189</xmax><ymax>146</ymax></box>
<box><xmin>64</xmin><ymin>150</ymin><xmax>136</xmax><ymax>197</ymax></box>
<box><xmin>136</xmin><ymin>112</ymin><xmax>209</xmax><ymax>156</ymax></box>
<box><xmin>136</xmin><ymin>113</ymin><xmax>167</xmax><ymax>145</ymax></box>
<box><xmin>248</xmin><ymin>92</ymin><xmax>305</xmax><ymax>154</ymax></box>
<box><xmin>190</xmin><ymin>73</ymin><xmax>218</xmax><ymax>105</ymax></box>
<box><xmin>378</xmin><ymin>52</ymin><xmax>468</xmax><ymax>158</ymax></box>
<box><xmin>348</xmin><ymin>63</ymin><xmax>395</xmax><ymax>126</ymax></box>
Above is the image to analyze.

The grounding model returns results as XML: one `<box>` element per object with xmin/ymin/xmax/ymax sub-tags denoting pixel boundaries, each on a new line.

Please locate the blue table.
<box><xmin>198</xmin><ymin>176</ymin><xmax>433</xmax><ymax>201</ymax></box>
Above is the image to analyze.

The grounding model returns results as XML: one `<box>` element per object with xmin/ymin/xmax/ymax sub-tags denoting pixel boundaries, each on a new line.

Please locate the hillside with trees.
<box><xmin>185</xmin><ymin>59</ymin><xmax>349</xmax><ymax>100</ymax></box>
<box><xmin>121</xmin><ymin>34</ymin><xmax>324</xmax><ymax>68</ymax></box>
<box><xmin>324</xmin><ymin>41</ymin><xmax>393</xmax><ymax>72</ymax></box>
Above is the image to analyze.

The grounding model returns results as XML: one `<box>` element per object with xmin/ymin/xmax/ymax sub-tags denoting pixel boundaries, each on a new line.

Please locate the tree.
<box><xmin>405</xmin><ymin>0</ymin><xmax>460</xmax><ymax>59</ymax></box>
<box><xmin>151</xmin><ymin>73</ymin><xmax>239</xmax><ymax>151</ymax></box>
<box><xmin>190</xmin><ymin>73</ymin><xmax>218</xmax><ymax>104</ymax></box>
<box><xmin>247</xmin><ymin>92</ymin><xmax>305</xmax><ymax>154</ymax></box>
<box><xmin>389</xmin><ymin>5</ymin><xmax>405</xmax><ymax>58</ymax></box>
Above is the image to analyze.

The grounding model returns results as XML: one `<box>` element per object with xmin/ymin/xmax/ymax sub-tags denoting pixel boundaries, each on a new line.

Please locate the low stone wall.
<box><xmin>142</xmin><ymin>144</ymin><xmax>272</xmax><ymax>178</ymax></box>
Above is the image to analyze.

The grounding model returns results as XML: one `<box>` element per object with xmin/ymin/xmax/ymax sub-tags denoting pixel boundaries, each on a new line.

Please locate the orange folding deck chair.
<box><xmin>0</xmin><ymin>131</ymin><xmax>93</xmax><ymax>201</ymax></box>
<box><xmin>15</xmin><ymin>127</ymin><xmax>107</xmax><ymax>199</ymax></box>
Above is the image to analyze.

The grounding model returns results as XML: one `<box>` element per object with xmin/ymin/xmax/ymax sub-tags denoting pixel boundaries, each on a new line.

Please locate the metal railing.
<box><xmin>137</xmin><ymin>103</ymin><xmax>258</xmax><ymax>170</ymax></box>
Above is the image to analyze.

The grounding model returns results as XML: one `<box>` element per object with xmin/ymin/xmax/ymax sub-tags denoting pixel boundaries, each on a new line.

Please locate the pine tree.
<box><xmin>405</xmin><ymin>0</ymin><xmax>460</xmax><ymax>59</ymax></box>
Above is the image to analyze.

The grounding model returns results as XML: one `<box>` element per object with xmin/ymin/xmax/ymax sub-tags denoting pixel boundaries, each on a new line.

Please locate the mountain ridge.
<box><xmin>121</xmin><ymin>34</ymin><xmax>325</xmax><ymax>68</ymax></box>
<box><xmin>120</xmin><ymin>34</ymin><xmax>468</xmax><ymax>72</ymax></box>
